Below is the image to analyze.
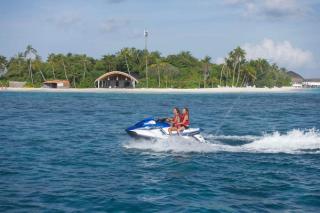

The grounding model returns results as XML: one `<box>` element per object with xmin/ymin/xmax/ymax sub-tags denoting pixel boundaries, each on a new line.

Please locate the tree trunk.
<box><xmin>29</xmin><ymin>60</ymin><xmax>34</xmax><ymax>84</ymax></box>
<box><xmin>203</xmin><ymin>64</ymin><xmax>208</xmax><ymax>88</ymax></box>
<box><xmin>226</xmin><ymin>67</ymin><xmax>229</xmax><ymax>86</ymax></box>
<box><xmin>145</xmin><ymin>53</ymin><xmax>148</xmax><ymax>88</ymax></box>
<box><xmin>125</xmin><ymin>55</ymin><xmax>130</xmax><ymax>75</ymax></box>
<box><xmin>165</xmin><ymin>75</ymin><xmax>168</xmax><ymax>88</ymax></box>
<box><xmin>50</xmin><ymin>63</ymin><xmax>56</xmax><ymax>79</ymax></box>
<box><xmin>73</xmin><ymin>76</ymin><xmax>76</xmax><ymax>88</ymax></box>
<box><xmin>243</xmin><ymin>76</ymin><xmax>248</xmax><ymax>87</ymax></box>
<box><xmin>83</xmin><ymin>60</ymin><xmax>87</xmax><ymax>80</ymax></box>
<box><xmin>219</xmin><ymin>64</ymin><xmax>225</xmax><ymax>86</ymax></box>
<box><xmin>62</xmin><ymin>60</ymin><xmax>68</xmax><ymax>81</ymax></box>
<box><xmin>236</xmin><ymin>64</ymin><xmax>241</xmax><ymax>87</ymax></box>
<box><xmin>39</xmin><ymin>69</ymin><xmax>46</xmax><ymax>81</ymax></box>
<box><xmin>241</xmin><ymin>74</ymin><xmax>247</xmax><ymax>87</ymax></box>
<box><xmin>157</xmin><ymin>65</ymin><xmax>161</xmax><ymax>88</ymax></box>
<box><xmin>232</xmin><ymin>61</ymin><xmax>238</xmax><ymax>87</ymax></box>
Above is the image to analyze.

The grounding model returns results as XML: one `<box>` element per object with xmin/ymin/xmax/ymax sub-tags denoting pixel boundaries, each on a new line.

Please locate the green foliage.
<box><xmin>0</xmin><ymin>79</ymin><xmax>9</xmax><ymax>87</ymax></box>
<box><xmin>0</xmin><ymin>55</ymin><xmax>7</xmax><ymax>65</ymax></box>
<box><xmin>2</xmin><ymin>46</ymin><xmax>292</xmax><ymax>88</ymax></box>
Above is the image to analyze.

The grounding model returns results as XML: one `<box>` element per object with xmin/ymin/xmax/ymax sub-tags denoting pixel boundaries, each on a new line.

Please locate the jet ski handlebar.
<box><xmin>155</xmin><ymin>117</ymin><xmax>169</xmax><ymax>123</ymax></box>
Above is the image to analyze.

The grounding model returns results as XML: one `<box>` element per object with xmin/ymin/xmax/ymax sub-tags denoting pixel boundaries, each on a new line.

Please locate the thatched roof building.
<box><xmin>287</xmin><ymin>71</ymin><xmax>304</xmax><ymax>84</ymax></box>
<box><xmin>95</xmin><ymin>71</ymin><xmax>139</xmax><ymax>88</ymax></box>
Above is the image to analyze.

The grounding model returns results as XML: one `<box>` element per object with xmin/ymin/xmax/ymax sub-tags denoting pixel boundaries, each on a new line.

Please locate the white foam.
<box><xmin>206</xmin><ymin>134</ymin><xmax>260</xmax><ymax>141</ymax></box>
<box><xmin>241</xmin><ymin>128</ymin><xmax>320</xmax><ymax>154</ymax></box>
<box><xmin>124</xmin><ymin>129</ymin><xmax>320</xmax><ymax>154</ymax></box>
<box><xmin>123</xmin><ymin>136</ymin><xmax>219</xmax><ymax>153</ymax></box>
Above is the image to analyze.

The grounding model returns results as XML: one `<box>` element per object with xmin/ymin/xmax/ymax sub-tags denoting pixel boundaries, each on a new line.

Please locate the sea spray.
<box><xmin>123</xmin><ymin>136</ymin><xmax>217</xmax><ymax>153</ymax></box>
<box><xmin>124</xmin><ymin>129</ymin><xmax>320</xmax><ymax>154</ymax></box>
<box><xmin>206</xmin><ymin>134</ymin><xmax>260</xmax><ymax>142</ymax></box>
<box><xmin>242</xmin><ymin>128</ymin><xmax>320</xmax><ymax>154</ymax></box>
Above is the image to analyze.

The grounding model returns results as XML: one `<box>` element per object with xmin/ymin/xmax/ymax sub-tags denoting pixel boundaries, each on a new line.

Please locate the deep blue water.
<box><xmin>1</xmin><ymin>90</ymin><xmax>320</xmax><ymax>212</ymax></box>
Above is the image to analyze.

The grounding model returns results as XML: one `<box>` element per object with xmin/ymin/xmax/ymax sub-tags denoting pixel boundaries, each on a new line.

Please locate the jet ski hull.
<box><xmin>126</xmin><ymin>117</ymin><xmax>205</xmax><ymax>142</ymax></box>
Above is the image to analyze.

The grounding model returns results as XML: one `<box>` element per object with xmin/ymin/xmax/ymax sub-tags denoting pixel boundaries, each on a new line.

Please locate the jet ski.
<box><xmin>126</xmin><ymin>117</ymin><xmax>205</xmax><ymax>142</ymax></box>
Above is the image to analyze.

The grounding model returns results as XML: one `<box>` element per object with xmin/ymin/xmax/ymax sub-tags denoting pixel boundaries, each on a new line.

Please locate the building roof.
<box><xmin>305</xmin><ymin>78</ymin><xmax>320</xmax><ymax>82</ymax></box>
<box><xmin>44</xmin><ymin>80</ymin><xmax>70</xmax><ymax>84</ymax></box>
<box><xmin>95</xmin><ymin>71</ymin><xmax>139</xmax><ymax>83</ymax></box>
<box><xmin>287</xmin><ymin>71</ymin><xmax>304</xmax><ymax>83</ymax></box>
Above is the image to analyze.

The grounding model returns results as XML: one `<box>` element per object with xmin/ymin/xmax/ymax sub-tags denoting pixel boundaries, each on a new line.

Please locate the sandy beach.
<box><xmin>1</xmin><ymin>87</ymin><xmax>303</xmax><ymax>94</ymax></box>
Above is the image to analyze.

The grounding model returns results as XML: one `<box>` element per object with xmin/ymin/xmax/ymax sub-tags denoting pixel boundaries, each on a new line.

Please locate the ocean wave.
<box><xmin>124</xmin><ymin>129</ymin><xmax>320</xmax><ymax>154</ymax></box>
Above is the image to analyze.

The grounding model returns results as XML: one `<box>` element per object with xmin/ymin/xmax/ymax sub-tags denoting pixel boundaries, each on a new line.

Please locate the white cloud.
<box><xmin>223</xmin><ymin>0</ymin><xmax>308</xmax><ymax>19</ymax></box>
<box><xmin>215</xmin><ymin>57</ymin><xmax>225</xmax><ymax>64</ymax></box>
<box><xmin>224</xmin><ymin>0</ymin><xmax>246</xmax><ymax>4</ymax></box>
<box><xmin>242</xmin><ymin>38</ymin><xmax>314</xmax><ymax>70</ymax></box>
<box><xmin>100</xmin><ymin>18</ymin><xmax>130</xmax><ymax>33</ymax></box>
<box><xmin>46</xmin><ymin>12</ymin><xmax>83</xmax><ymax>29</ymax></box>
<box><xmin>106</xmin><ymin>0</ymin><xmax>126</xmax><ymax>4</ymax></box>
<box><xmin>263</xmin><ymin>0</ymin><xmax>305</xmax><ymax>17</ymax></box>
<box><xmin>264</xmin><ymin>0</ymin><xmax>295</xmax><ymax>9</ymax></box>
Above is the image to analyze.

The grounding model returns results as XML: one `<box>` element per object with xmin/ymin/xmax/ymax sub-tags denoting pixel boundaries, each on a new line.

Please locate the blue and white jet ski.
<box><xmin>126</xmin><ymin>117</ymin><xmax>205</xmax><ymax>142</ymax></box>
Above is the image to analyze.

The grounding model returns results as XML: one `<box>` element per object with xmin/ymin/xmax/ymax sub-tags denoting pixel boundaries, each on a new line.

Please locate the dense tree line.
<box><xmin>0</xmin><ymin>45</ymin><xmax>291</xmax><ymax>88</ymax></box>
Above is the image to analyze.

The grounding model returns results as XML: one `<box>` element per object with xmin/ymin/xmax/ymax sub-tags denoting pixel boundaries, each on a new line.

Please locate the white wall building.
<box><xmin>303</xmin><ymin>80</ymin><xmax>320</xmax><ymax>88</ymax></box>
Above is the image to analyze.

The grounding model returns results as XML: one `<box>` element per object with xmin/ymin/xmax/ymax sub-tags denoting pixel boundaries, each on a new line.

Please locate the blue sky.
<box><xmin>0</xmin><ymin>0</ymin><xmax>319</xmax><ymax>77</ymax></box>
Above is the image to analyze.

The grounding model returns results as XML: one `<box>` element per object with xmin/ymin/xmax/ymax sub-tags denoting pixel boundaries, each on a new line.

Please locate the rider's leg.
<box><xmin>177</xmin><ymin>126</ymin><xmax>185</xmax><ymax>134</ymax></box>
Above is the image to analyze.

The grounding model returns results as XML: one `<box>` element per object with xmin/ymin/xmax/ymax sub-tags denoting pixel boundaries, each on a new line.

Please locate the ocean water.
<box><xmin>1</xmin><ymin>89</ymin><xmax>320</xmax><ymax>212</ymax></box>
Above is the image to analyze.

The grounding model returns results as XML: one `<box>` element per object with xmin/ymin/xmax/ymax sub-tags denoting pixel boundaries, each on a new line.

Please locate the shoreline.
<box><xmin>1</xmin><ymin>87</ymin><xmax>304</xmax><ymax>94</ymax></box>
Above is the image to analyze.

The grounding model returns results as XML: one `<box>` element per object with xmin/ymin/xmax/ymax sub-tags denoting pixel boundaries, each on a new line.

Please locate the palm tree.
<box><xmin>202</xmin><ymin>56</ymin><xmax>211</xmax><ymax>88</ymax></box>
<box><xmin>82</xmin><ymin>55</ymin><xmax>87</xmax><ymax>80</ymax></box>
<box><xmin>164</xmin><ymin>64</ymin><xmax>179</xmax><ymax>88</ymax></box>
<box><xmin>234</xmin><ymin>47</ymin><xmax>246</xmax><ymax>87</ymax></box>
<box><xmin>149</xmin><ymin>58</ymin><xmax>162</xmax><ymax>88</ymax></box>
<box><xmin>225</xmin><ymin>57</ymin><xmax>233</xmax><ymax>86</ymax></box>
<box><xmin>62</xmin><ymin>59</ymin><xmax>68</xmax><ymax>81</ymax></box>
<box><xmin>120</xmin><ymin>48</ymin><xmax>132</xmax><ymax>75</ymax></box>
<box><xmin>226</xmin><ymin>47</ymin><xmax>246</xmax><ymax>87</ymax></box>
<box><xmin>149</xmin><ymin>60</ymin><xmax>179</xmax><ymax>88</ymax></box>
<box><xmin>16</xmin><ymin>52</ymin><xmax>24</xmax><ymax>75</ymax></box>
<box><xmin>247</xmin><ymin>66</ymin><xmax>257</xmax><ymax>86</ymax></box>
<box><xmin>241</xmin><ymin>64</ymin><xmax>256</xmax><ymax>86</ymax></box>
<box><xmin>0</xmin><ymin>63</ymin><xmax>7</xmax><ymax>77</ymax></box>
<box><xmin>34</xmin><ymin>55</ymin><xmax>46</xmax><ymax>81</ymax></box>
<box><xmin>24</xmin><ymin>45</ymin><xmax>37</xmax><ymax>84</ymax></box>
<box><xmin>101</xmin><ymin>55</ymin><xmax>116</xmax><ymax>71</ymax></box>
<box><xmin>0</xmin><ymin>55</ymin><xmax>8</xmax><ymax>77</ymax></box>
<box><xmin>256</xmin><ymin>58</ymin><xmax>269</xmax><ymax>76</ymax></box>
<box><xmin>47</xmin><ymin>54</ymin><xmax>57</xmax><ymax>79</ymax></box>
<box><xmin>219</xmin><ymin>63</ymin><xmax>225</xmax><ymax>86</ymax></box>
<box><xmin>228</xmin><ymin>50</ymin><xmax>236</xmax><ymax>87</ymax></box>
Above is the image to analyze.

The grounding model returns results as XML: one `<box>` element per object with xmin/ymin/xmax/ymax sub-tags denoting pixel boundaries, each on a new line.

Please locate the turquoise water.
<box><xmin>1</xmin><ymin>90</ymin><xmax>320</xmax><ymax>212</ymax></box>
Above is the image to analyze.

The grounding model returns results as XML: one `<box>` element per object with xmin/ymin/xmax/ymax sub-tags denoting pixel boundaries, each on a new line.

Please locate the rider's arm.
<box><xmin>166</xmin><ymin>117</ymin><xmax>173</xmax><ymax>122</ymax></box>
<box><xmin>178</xmin><ymin>115</ymin><xmax>187</xmax><ymax>125</ymax></box>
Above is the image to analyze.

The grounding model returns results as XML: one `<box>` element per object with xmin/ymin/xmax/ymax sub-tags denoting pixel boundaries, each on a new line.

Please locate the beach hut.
<box><xmin>9</xmin><ymin>81</ymin><xmax>26</xmax><ymax>88</ymax></box>
<box><xmin>43</xmin><ymin>80</ymin><xmax>70</xmax><ymax>89</ymax></box>
<box><xmin>95</xmin><ymin>71</ymin><xmax>139</xmax><ymax>88</ymax></box>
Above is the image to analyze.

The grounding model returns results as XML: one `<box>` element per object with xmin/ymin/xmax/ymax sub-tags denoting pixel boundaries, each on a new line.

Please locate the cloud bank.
<box><xmin>242</xmin><ymin>38</ymin><xmax>314</xmax><ymax>70</ymax></box>
<box><xmin>100</xmin><ymin>18</ymin><xmax>130</xmax><ymax>33</ymax></box>
<box><xmin>224</xmin><ymin>0</ymin><xmax>309</xmax><ymax>19</ymax></box>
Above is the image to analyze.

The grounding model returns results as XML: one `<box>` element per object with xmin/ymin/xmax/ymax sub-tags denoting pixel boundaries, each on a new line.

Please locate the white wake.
<box><xmin>124</xmin><ymin>129</ymin><xmax>320</xmax><ymax>154</ymax></box>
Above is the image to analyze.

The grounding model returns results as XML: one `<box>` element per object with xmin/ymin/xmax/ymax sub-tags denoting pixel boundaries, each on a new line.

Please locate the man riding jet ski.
<box><xmin>125</xmin><ymin>107</ymin><xmax>205</xmax><ymax>142</ymax></box>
